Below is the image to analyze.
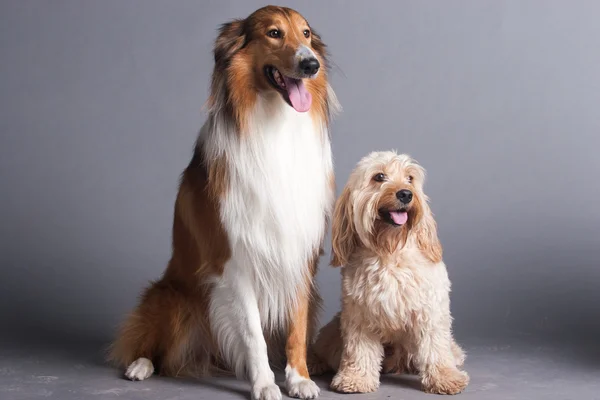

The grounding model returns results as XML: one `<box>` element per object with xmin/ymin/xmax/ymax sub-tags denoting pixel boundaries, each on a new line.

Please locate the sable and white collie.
<box><xmin>108</xmin><ymin>6</ymin><xmax>339</xmax><ymax>400</ymax></box>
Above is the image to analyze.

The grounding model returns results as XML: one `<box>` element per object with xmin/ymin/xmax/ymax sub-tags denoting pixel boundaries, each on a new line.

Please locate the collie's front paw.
<box><xmin>286</xmin><ymin>377</ymin><xmax>320</xmax><ymax>399</ymax></box>
<box><xmin>423</xmin><ymin>367</ymin><xmax>469</xmax><ymax>395</ymax></box>
<box><xmin>330</xmin><ymin>371</ymin><xmax>379</xmax><ymax>393</ymax></box>
<box><xmin>252</xmin><ymin>383</ymin><xmax>282</xmax><ymax>400</ymax></box>
<box><xmin>286</xmin><ymin>365</ymin><xmax>320</xmax><ymax>399</ymax></box>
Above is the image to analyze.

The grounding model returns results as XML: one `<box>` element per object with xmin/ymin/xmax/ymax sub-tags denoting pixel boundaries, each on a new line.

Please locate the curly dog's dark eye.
<box><xmin>373</xmin><ymin>173</ymin><xmax>386</xmax><ymax>182</ymax></box>
<box><xmin>407</xmin><ymin>175</ymin><xmax>414</xmax><ymax>183</ymax></box>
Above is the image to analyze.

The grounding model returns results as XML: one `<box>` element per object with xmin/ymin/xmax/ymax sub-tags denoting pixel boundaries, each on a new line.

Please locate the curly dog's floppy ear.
<box><xmin>414</xmin><ymin>200</ymin><xmax>443</xmax><ymax>264</ymax></box>
<box><xmin>214</xmin><ymin>19</ymin><xmax>246</xmax><ymax>66</ymax></box>
<box><xmin>331</xmin><ymin>186</ymin><xmax>357</xmax><ymax>267</ymax></box>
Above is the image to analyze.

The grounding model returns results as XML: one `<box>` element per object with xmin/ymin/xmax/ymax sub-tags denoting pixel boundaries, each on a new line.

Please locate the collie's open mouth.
<box><xmin>265</xmin><ymin>66</ymin><xmax>312</xmax><ymax>113</ymax></box>
<box><xmin>379</xmin><ymin>209</ymin><xmax>408</xmax><ymax>226</ymax></box>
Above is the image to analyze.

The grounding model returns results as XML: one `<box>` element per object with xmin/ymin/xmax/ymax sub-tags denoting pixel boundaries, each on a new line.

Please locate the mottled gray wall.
<box><xmin>1</xmin><ymin>0</ymin><xmax>599</xmax><ymax>345</ymax></box>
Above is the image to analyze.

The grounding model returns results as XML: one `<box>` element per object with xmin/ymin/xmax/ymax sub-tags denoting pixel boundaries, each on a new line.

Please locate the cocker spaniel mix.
<box><xmin>310</xmin><ymin>151</ymin><xmax>469</xmax><ymax>395</ymax></box>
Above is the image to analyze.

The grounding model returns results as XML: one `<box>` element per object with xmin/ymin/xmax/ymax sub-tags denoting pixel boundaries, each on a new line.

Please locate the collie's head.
<box><xmin>331</xmin><ymin>151</ymin><xmax>443</xmax><ymax>266</ymax></box>
<box><xmin>208</xmin><ymin>6</ymin><xmax>338</xmax><ymax>131</ymax></box>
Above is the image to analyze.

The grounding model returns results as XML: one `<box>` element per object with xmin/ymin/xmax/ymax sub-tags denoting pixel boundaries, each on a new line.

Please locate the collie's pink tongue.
<box><xmin>282</xmin><ymin>76</ymin><xmax>312</xmax><ymax>112</ymax></box>
<box><xmin>389</xmin><ymin>211</ymin><xmax>408</xmax><ymax>225</ymax></box>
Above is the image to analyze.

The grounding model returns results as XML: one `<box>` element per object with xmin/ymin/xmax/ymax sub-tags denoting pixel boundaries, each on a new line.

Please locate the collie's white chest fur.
<box><xmin>206</xmin><ymin>96</ymin><xmax>334</xmax><ymax>330</ymax></box>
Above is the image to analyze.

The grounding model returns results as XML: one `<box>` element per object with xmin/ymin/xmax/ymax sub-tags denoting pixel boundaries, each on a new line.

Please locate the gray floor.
<box><xmin>0</xmin><ymin>335</ymin><xmax>598</xmax><ymax>400</ymax></box>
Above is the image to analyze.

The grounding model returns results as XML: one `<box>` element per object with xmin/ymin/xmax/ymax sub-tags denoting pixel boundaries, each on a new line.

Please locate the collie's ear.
<box><xmin>214</xmin><ymin>19</ymin><xmax>246</xmax><ymax>66</ymax></box>
<box><xmin>415</xmin><ymin>205</ymin><xmax>443</xmax><ymax>264</ymax></box>
<box><xmin>331</xmin><ymin>186</ymin><xmax>356</xmax><ymax>267</ymax></box>
<box><xmin>310</xmin><ymin>29</ymin><xmax>327</xmax><ymax>59</ymax></box>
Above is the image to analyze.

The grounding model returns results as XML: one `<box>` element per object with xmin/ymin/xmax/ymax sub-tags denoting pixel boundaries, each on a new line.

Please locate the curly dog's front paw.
<box><xmin>330</xmin><ymin>371</ymin><xmax>379</xmax><ymax>393</ymax></box>
<box><xmin>423</xmin><ymin>367</ymin><xmax>469</xmax><ymax>395</ymax></box>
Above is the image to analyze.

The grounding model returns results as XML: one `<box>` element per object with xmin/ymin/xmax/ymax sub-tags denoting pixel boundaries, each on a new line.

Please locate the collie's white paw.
<box><xmin>252</xmin><ymin>383</ymin><xmax>282</xmax><ymax>400</ymax></box>
<box><xmin>287</xmin><ymin>377</ymin><xmax>320</xmax><ymax>399</ymax></box>
<box><xmin>124</xmin><ymin>357</ymin><xmax>154</xmax><ymax>381</ymax></box>
<box><xmin>286</xmin><ymin>365</ymin><xmax>320</xmax><ymax>399</ymax></box>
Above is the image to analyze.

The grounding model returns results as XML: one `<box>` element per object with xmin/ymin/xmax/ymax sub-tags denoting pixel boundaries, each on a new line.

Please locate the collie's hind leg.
<box><xmin>108</xmin><ymin>281</ymin><xmax>200</xmax><ymax>381</ymax></box>
<box><xmin>109</xmin><ymin>296</ymin><xmax>159</xmax><ymax>381</ymax></box>
<box><xmin>210</xmin><ymin>265</ymin><xmax>281</xmax><ymax>400</ymax></box>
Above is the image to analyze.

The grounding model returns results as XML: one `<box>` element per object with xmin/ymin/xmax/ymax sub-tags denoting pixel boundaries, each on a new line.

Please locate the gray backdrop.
<box><xmin>1</xmin><ymin>0</ymin><xmax>599</xmax><ymax>349</ymax></box>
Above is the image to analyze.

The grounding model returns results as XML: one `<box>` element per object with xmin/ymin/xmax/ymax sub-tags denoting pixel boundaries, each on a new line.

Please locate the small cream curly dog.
<box><xmin>309</xmin><ymin>151</ymin><xmax>469</xmax><ymax>395</ymax></box>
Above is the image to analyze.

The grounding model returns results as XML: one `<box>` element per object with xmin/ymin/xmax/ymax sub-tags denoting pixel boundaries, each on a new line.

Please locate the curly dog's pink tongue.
<box><xmin>389</xmin><ymin>211</ymin><xmax>408</xmax><ymax>225</ymax></box>
<box><xmin>282</xmin><ymin>76</ymin><xmax>312</xmax><ymax>113</ymax></box>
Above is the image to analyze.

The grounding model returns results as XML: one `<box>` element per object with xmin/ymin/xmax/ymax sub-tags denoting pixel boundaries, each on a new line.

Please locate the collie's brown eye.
<box><xmin>267</xmin><ymin>29</ymin><xmax>282</xmax><ymax>39</ymax></box>
<box><xmin>303</xmin><ymin>29</ymin><xmax>310</xmax><ymax>38</ymax></box>
<box><xmin>373</xmin><ymin>173</ymin><xmax>386</xmax><ymax>182</ymax></box>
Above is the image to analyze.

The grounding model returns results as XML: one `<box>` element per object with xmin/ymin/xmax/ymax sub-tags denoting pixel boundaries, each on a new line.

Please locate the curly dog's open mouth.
<box><xmin>379</xmin><ymin>208</ymin><xmax>408</xmax><ymax>226</ymax></box>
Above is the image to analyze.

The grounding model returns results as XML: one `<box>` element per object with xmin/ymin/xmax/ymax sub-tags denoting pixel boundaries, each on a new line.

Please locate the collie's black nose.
<box><xmin>396</xmin><ymin>189</ymin><xmax>413</xmax><ymax>204</ymax></box>
<box><xmin>299</xmin><ymin>58</ymin><xmax>320</xmax><ymax>75</ymax></box>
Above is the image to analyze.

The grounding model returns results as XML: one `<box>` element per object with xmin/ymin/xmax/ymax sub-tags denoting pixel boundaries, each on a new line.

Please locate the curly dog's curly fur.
<box><xmin>310</xmin><ymin>151</ymin><xmax>469</xmax><ymax>395</ymax></box>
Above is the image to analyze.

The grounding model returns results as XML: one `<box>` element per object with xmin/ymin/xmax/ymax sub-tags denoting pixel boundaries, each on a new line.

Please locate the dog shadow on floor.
<box><xmin>379</xmin><ymin>373</ymin><xmax>422</xmax><ymax>391</ymax></box>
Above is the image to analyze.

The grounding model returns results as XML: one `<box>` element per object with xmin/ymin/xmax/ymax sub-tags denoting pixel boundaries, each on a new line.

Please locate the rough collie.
<box><xmin>310</xmin><ymin>151</ymin><xmax>469</xmax><ymax>395</ymax></box>
<box><xmin>108</xmin><ymin>6</ymin><xmax>339</xmax><ymax>400</ymax></box>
